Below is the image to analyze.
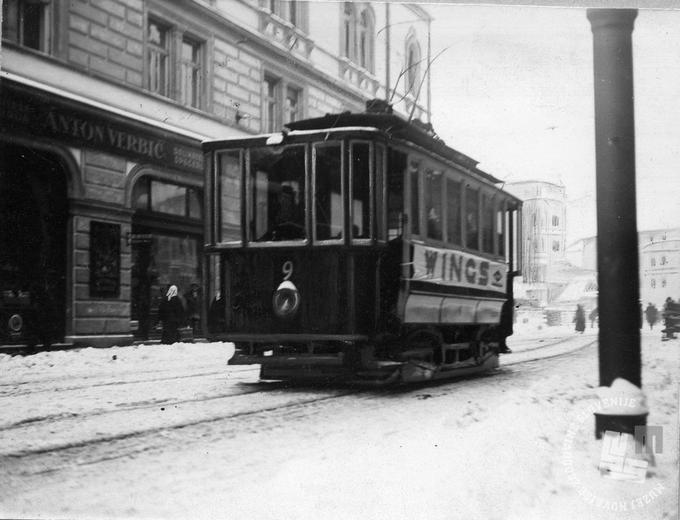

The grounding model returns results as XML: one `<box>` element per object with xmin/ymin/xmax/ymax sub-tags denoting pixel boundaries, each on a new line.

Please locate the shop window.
<box><xmin>2</xmin><ymin>0</ymin><xmax>53</xmax><ymax>53</ymax></box>
<box><xmin>133</xmin><ymin>177</ymin><xmax>202</xmax><ymax>220</ymax></box>
<box><xmin>446</xmin><ymin>179</ymin><xmax>461</xmax><ymax>245</ymax></box>
<box><xmin>351</xmin><ymin>142</ymin><xmax>371</xmax><ymax>239</ymax></box>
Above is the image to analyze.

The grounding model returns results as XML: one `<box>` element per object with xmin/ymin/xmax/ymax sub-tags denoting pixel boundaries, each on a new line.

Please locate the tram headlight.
<box><xmin>272</xmin><ymin>280</ymin><xmax>301</xmax><ymax>319</ymax></box>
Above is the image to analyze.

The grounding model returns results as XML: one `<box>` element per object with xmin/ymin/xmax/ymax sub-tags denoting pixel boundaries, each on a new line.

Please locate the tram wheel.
<box><xmin>403</xmin><ymin>329</ymin><xmax>443</xmax><ymax>365</ymax></box>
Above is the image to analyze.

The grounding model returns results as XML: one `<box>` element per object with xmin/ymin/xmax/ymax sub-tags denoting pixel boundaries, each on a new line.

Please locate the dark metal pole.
<box><xmin>587</xmin><ymin>9</ymin><xmax>643</xmax><ymax>433</ymax></box>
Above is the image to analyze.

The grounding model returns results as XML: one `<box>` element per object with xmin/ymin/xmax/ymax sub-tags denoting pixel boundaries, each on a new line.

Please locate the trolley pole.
<box><xmin>587</xmin><ymin>9</ymin><xmax>644</xmax><ymax>436</ymax></box>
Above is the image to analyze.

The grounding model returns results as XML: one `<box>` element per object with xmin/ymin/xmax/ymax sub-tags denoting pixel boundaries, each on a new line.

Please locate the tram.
<box><xmin>202</xmin><ymin>101</ymin><xmax>522</xmax><ymax>384</ymax></box>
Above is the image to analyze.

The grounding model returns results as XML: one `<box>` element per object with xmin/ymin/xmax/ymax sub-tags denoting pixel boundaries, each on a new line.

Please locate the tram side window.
<box><xmin>465</xmin><ymin>186</ymin><xmax>479</xmax><ymax>250</ymax></box>
<box><xmin>409</xmin><ymin>161</ymin><xmax>420</xmax><ymax>236</ymax></box>
<box><xmin>446</xmin><ymin>178</ymin><xmax>461</xmax><ymax>245</ymax></box>
<box><xmin>425</xmin><ymin>169</ymin><xmax>442</xmax><ymax>241</ymax></box>
<box><xmin>218</xmin><ymin>151</ymin><xmax>241</xmax><ymax>242</ymax></box>
<box><xmin>250</xmin><ymin>145</ymin><xmax>306</xmax><ymax>242</ymax></box>
<box><xmin>351</xmin><ymin>142</ymin><xmax>371</xmax><ymax>239</ymax></box>
<box><xmin>387</xmin><ymin>150</ymin><xmax>406</xmax><ymax>240</ymax></box>
<box><xmin>497</xmin><ymin>206</ymin><xmax>506</xmax><ymax>258</ymax></box>
<box><xmin>314</xmin><ymin>143</ymin><xmax>343</xmax><ymax>241</ymax></box>
<box><xmin>481</xmin><ymin>193</ymin><xmax>494</xmax><ymax>253</ymax></box>
<box><xmin>376</xmin><ymin>144</ymin><xmax>386</xmax><ymax>241</ymax></box>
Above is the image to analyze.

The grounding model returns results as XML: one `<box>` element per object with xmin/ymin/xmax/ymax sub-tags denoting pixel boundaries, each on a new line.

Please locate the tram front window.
<box><xmin>250</xmin><ymin>145</ymin><xmax>306</xmax><ymax>242</ymax></box>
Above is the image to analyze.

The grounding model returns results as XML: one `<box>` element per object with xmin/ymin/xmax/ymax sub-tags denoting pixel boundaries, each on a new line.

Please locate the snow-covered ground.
<box><xmin>0</xmin><ymin>326</ymin><xmax>677</xmax><ymax>520</ymax></box>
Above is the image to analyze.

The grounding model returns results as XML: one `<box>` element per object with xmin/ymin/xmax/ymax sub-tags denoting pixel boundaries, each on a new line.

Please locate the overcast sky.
<box><xmin>425</xmin><ymin>4</ymin><xmax>680</xmax><ymax>243</ymax></box>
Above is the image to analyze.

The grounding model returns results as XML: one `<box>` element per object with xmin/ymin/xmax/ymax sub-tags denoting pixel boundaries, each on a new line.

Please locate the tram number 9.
<box><xmin>282</xmin><ymin>260</ymin><xmax>293</xmax><ymax>281</ymax></box>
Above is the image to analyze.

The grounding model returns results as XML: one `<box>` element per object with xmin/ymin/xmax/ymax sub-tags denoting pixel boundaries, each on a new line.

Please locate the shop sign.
<box><xmin>0</xmin><ymin>80</ymin><xmax>203</xmax><ymax>174</ymax></box>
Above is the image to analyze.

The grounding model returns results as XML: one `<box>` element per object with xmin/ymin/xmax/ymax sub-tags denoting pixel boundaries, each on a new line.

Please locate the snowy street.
<box><xmin>0</xmin><ymin>327</ymin><xmax>677</xmax><ymax>520</ymax></box>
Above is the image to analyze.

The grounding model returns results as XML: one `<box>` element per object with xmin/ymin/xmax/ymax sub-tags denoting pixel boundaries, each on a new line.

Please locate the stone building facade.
<box><xmin>0</xmin><ymin>0</ymin><xmax>431</xmax><ymax>347</ymax></box>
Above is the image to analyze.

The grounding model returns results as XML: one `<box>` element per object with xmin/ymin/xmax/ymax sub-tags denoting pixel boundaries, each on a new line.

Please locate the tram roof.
<box><xmin>203</xmin><ymin>102</ymin><xmax>511</xmax><ymax>188</ymax></box>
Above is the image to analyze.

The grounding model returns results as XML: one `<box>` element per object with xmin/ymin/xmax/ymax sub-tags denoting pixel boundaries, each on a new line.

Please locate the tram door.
<box><xmin>0</xmin><ymin>144</ymin><xmax>68</xmax><ymax>345</ymax></box>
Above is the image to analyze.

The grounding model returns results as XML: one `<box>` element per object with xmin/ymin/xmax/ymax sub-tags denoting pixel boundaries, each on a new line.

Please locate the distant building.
<box><xmin>505</xmin><ymin>180</ymin><xmax>568</xmax><ymax>306</ymax></box>
<box><xmin>567</xmin><ymin>227</ymin><xmax>680</xmax><ymax>309</ymax></box>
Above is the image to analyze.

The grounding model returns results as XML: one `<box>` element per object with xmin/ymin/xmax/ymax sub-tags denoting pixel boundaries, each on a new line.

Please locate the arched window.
<box><xmin>342</xmin><ymin>2</ymin><xmax>356</xmax><ymax>59</ymax></box>
<box><xmin>405</xmin><ymin>34</ymin><xmax>421</xmax><ymax>94</ymax></box>
<box><xmin>358</xmin><ymin>8</ymin><xmax>374</xmax><ymax>72</ymax></box>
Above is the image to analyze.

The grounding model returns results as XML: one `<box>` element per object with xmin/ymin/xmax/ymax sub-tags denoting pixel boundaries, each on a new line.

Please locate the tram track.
<box><xmin>1</xmin><ymin>334</ymin><xmax>594</xmax><ymax>474</ymax></box>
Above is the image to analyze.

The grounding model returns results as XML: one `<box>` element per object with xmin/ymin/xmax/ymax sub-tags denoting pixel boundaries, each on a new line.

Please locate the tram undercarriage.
<box><xmin>228</xmin><ymin>332</ymin><xmax>501</xmax><ymax>385</ymax></box>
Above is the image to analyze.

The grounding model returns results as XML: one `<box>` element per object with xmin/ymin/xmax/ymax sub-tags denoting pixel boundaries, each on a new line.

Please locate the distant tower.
<box><xmin>505</xmin><ymin>181</ymin><xmax>567</xmax><ymax>305</ymax></box>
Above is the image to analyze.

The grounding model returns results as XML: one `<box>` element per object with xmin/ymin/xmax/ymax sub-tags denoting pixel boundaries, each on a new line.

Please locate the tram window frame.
<box><xmin>481</xmin><ymin>192</ymin><xmax>495</xmax><ymax>254</ymax></box>
<box><xmin>425</xmin><ymin>168</ymin><xmax>443</xmax><ymax>242</ymax></box>
<box><xmin>465</xmin><ymin>184</ymin><xmax>480</xmax><ymax>251</ymax></box>
<box><xmin>496</xmin><ymin>201</ymin><xmax>506</xmax><ymax>259</ymax></box>
<box><xmin>408</xmin><ymin>160</ymin><xmax>421</xmax><ymax>237</ymax></box>
<box><xmin>445</xmin><ymin>176</ymin><xmax>462</xmax><ymax>246</ymax></box>
<box><xmin>313</xmin><ymin>141</ymin><xmax>344</xmax><ymax>244</ymax></box>
<box><xmin>375</xmin><ymin>143</ymin><xmax>387</xmax><ymax>242</ymax></box>
<box><xmin>349</xmin><ymin>140</ymin><xmax>373</xmax><ymax>242</ymax></box>
<box><xmin>216</xmin><ymin>149</ymin><xmax>243</xmax><ymax>245</ymax></box>
<box><xmin>132</xmin><ymin>177</ymin><xmax>203</xmax><ymax>222</ymax></box>
<box><xmin>386</xmin><ymin>149</ymin><xmax>406</xmax><ymax>241</ymax></box>
<box><xmin>247</xmin><ymin>144</ymin><xmax>308</xmax><ymax>245</ymax></box>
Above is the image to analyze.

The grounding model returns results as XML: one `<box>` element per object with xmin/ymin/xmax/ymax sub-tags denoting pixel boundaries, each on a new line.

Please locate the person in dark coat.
<box><xmin>644</xmin><ymin>303</ymin><xmax>659</xmax><ymax>330</ymax></box>
<box><xmin>158</xmin><ymin>285</ymin><xmax>184</xmax><ymax>344</ymax></box>
<box><xmin>573</xmin><ymin>304</ymin><xmax>586</xmax><ymax>333</ymax></box>
<box><xmin>589</xmin><ymin>307</ymin><xmax>598</xmax><ymax>328</ymax></box>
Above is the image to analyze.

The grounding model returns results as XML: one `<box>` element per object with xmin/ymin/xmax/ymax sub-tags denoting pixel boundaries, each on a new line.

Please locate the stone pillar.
<box><xmin>587</xmin><ymin>8</ymin><xmax>643</xmax><ymax>435</ymax></box>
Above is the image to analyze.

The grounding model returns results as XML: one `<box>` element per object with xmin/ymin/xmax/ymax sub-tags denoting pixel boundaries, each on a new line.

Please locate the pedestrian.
<box><xmin>184</xmin><ymin>283</ymin><xmax>201</xmax><ymax>335</ymax></box>
<box><xmin>158</xmin><ymin>285</ymin><xmax>184</xmax><ymax>344</ymax></box>
<box><xmin>573</xmin><ymin>304</ymin><xmax>586</xmax><ymax>334</ymax></box>
<box><xmin>208</xmin><ymin>290</ymin><xmax>226</xmax><ymax>334</ymax></box>
<box><xmin>662</xmin><ymin>297</ymin><xmax>677</xmax><ymax>340</ymax></box>
<box><xmin>644</xmin><ymin>302</ymin><xmax>658</xmax><ymax>330</ymax></box>
<box><xmin>589</xmin><ymin>307</ymin><xmax>598</xmax><ymax>328</ymax></box>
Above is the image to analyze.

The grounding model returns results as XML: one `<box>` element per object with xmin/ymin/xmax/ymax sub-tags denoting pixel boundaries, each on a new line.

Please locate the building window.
<box><xmin>358</xmin><ymin>8</ymin><xmax>374</xmax><ymax>72</ymax></box>
<box><xmin>552</xmin><ymin>240</ymin><xmax>560</xmax><ymax>252</ymax></box>
<box><xmin>147</xmin><ymin>19</ymin><xmax>170</xmax><ymax>98</ymax></box>
<box><xmin>284</xmin><ymin>86</ymin><xmax>301</xmax><ymax>124</ymax></box>
<box><xmin>661</xmin><ymin>256</ymin><xmax>667</xmax><ymax>265</ymax></box>
<box><xmin>552</xmin><ymin>215</ymin><xmax>559</xmax><ymax>226</ymax></box>
<box><xmin>147</xmin><ymin>17</ymin><xmax>205</xmax><ymax>108</ymax></box>
<box><xmin>651</xmin><ymin>279</ymin><xmax>656</xmax><ymax>289</ymax></box>
<box><xmin>180</xmin><ymin>37</ymin><xmax>203</xmax><ymax>109</ymax></box>
<box><xmin>651</xmin><ymin>257</ymin><xmax>656</xmax><ymax>267</ymax></box>
<box><xmin>2</xmin><ymin>0</ymin><xmax>52</xmax><ymax>53</ymax></box>
<box><xmin>662</xmin><ymin>279</ymin><xmax>667</xmax><ymax>288</ymax></box>
<box><xmin>405</xmin><ymin>35</ymin><xmax>421</xmax><ymax>94</ymax></box>
<box><xmin>342</xmin><ymin>2</ymin><xmax>356</xmax><ymax>59</ymax></box>
<box><xmin>268</xmin><ymin>0</ymin><xmax>300</xmax><ymax>26</ymax></box>
<box><xmin>263</xmin><ymin>75</ymin><xmax>280</xmax><ymax>133</ymax></box>
<box><xmin>262</xmin><ymin>74</ymin><xmax>302</xmax><ymax>132</ymax></box>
